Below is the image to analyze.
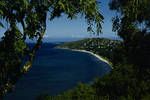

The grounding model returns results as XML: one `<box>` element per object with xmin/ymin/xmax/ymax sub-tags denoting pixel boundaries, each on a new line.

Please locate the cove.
<box><xmin>4</xmin><ymin>43</ymin><xmax>111</xmax><ymax>100</ymax></box>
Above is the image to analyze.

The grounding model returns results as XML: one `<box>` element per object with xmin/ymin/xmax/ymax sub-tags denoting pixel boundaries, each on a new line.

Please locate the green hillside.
<box><xmin>58</xmin><ymin>38</ymin><xmax>121</xmax><ymax>64</ymax></box>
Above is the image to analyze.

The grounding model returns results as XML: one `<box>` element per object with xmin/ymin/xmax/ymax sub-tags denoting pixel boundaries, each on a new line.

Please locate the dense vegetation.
<box><xmin>58</xmin><ymin>38</ymin><xmax>121</xmax><ymax>64</ymax></box>
<box><xmin>0</xmin><ymin>0</ymin><xmax>103</xmax><ymax>99</ymax></box>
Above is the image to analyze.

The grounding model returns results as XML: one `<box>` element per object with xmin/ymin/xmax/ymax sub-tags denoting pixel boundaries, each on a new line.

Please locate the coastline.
<box><xmin>57</xmin><ymin>47</ymin><xmax>113</xmax><ymax>69</ymax></box>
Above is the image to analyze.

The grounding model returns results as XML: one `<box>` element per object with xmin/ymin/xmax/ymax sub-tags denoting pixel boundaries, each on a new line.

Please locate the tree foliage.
<box><xmin>87</xmin><ymin>0</ymin><xmax>150</xmax><ymax>99</ymax></box>
<box><xmin>90</xmin><ymin>1</ymin><xmax>150</xmax><ymax>99</ymax></box>
<box><xmin>109</xmin><ymin>0</ymin><xmax>150</xmax><ymax>68</ymax></box>
<box><xmin>0</xmin><ymin>0</ymin><xmax>103</xmax><ymax>98</ymax></box>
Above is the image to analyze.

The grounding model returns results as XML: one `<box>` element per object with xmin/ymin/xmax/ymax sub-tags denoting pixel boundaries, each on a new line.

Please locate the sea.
<box><xmin>4</xmin><ymin>39</ymin><xmax>112</xmax><ymax>100</ymax></box>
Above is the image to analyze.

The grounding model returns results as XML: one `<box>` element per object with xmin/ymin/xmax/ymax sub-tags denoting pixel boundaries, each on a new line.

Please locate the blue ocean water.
<box><xmin>4</xmin><ymin>43</ymin><xmax>111</xmax><ymax>100</ymax></box>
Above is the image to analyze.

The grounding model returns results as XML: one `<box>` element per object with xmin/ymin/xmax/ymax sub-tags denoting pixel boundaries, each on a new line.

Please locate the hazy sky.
<box><xmin>0</xmin><ymin>0</ymin><xmax>117</xmax><ymax>38</ymax></box>
<box><xmin>45</xmin><ymin>0</ymin><xmax>116</xmax><ymax>38</ymax></box>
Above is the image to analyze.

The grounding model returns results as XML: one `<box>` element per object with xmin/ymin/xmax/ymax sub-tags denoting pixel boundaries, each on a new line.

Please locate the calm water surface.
<box><xmin>4</xmin><ymin>43</ymin><xmax>111</xmax><ymax>100</ymax></box>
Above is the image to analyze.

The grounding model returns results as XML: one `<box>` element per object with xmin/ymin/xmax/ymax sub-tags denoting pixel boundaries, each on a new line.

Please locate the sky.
<box><xmin>0</xmin><ymin>0</ymin><xmax>118</xmax><ymax>39</ymax></box>
<box><xmin>45</xmin><ymin>0</ymin><xmax>117</xmax><ymax>38</ymax></box>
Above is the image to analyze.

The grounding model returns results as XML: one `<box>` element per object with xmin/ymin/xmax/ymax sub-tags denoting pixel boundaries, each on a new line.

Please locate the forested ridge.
<box><xmin>57</xmin><ymin>38</ymin><xmax>121</xmax><ymax>64</ymax></box>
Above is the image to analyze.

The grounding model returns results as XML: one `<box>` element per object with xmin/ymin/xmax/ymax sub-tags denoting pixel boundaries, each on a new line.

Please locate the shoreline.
<box><xmin>57</xmin><ymin>47</ymin><xmax>113</xmax><ymax>69</ymax></box>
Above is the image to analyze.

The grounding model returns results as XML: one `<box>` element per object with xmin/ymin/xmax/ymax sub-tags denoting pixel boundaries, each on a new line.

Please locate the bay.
<box><xmin>4</xmin><ymin>43</ymin><xmax>111</xmax><ymax>100</ymax></box>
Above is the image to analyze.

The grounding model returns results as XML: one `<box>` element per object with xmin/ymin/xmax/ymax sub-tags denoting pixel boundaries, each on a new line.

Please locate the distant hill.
<box><xmin>57</xmin><ymin>38</ymin><xmax>121</xmax><ymax>62</ymax></box>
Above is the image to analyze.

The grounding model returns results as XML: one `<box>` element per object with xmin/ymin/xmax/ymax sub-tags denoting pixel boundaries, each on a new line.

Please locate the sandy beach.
<box><xmin>58</xmin><ymin>47</ymin><xmax>113</xmax><ymax>69</ymax></box>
